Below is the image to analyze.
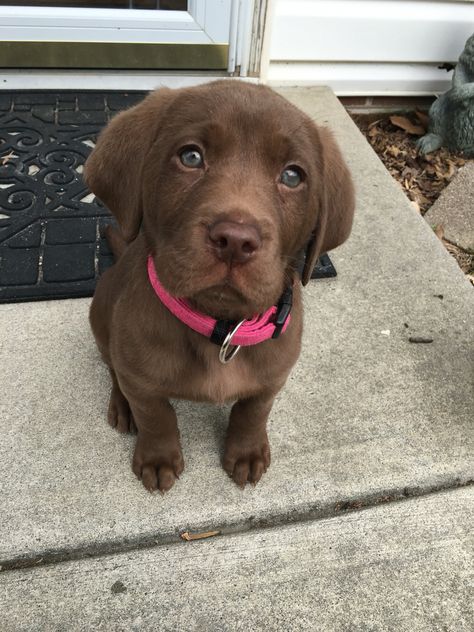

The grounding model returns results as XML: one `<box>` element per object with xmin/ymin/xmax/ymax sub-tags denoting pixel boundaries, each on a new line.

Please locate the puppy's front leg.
<box><xmin>127</xmin><ymin>396</ymin><xmax>184</xmax><ymax>493</ymax></box>
<box><xmin>223</xmin><ymin>390</ymin><xmax>277</xmax><ymax>488</ymax></box>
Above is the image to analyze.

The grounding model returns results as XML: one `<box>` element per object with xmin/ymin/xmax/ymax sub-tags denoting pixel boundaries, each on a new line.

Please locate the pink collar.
<box><xmin>147</xmin><ymin>255</ymin><xmax>291</xmax><ymax>352</ymax></box>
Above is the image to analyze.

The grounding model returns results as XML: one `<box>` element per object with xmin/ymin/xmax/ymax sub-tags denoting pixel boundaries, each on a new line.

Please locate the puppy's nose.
<box><xmin>209</xmin><ymin>221</ymin><xmax>261</xmax><ymax>264</ymax></box>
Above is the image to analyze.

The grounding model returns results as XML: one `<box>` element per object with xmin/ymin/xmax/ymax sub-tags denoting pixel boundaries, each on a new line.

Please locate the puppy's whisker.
<box><xmin>283</xmin><ymin>254</ymin><xmax>302</xmax><ymax>265</ymax></box>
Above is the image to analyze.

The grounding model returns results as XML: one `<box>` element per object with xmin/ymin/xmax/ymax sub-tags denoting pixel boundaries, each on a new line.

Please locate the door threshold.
<box><xmin>0</xmin><ymin>70</ymin><xmax>258</xmax><ymax>91</ymax></box>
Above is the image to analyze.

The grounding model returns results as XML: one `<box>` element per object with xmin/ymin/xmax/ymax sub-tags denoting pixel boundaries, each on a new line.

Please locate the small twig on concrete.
<box><xmin>180</xmin><ymin>530</ymin><xmax>220</xmax><ymax>541</ymax></box>
<box><xmin>409</xmin><ymin>336</ymin><xmax>434</xmax><ymax>343</ymax></box>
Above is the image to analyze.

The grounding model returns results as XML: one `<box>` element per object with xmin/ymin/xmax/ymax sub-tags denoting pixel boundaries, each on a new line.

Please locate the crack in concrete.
<box><xmin>1</xmin><ymin>477</ymin><xmax>472</xmax><ymax>574</ymax></box>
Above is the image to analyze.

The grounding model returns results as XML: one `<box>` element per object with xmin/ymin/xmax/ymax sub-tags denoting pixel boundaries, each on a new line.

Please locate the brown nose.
<box><xmin>208</xmin><ymin>221</ymin><xmax>261</xmax><ymax>264</ymax></box>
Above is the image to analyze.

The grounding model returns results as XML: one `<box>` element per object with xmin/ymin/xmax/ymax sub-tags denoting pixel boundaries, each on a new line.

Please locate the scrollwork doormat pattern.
<box><xmin>0</xmin><ymin>91</ymin><xmax>146</xmax><ymax>303</ymax></box>
<box><xmin>0</xmin><ymin>91</ymin><xmax>336</xmax><ymax>304</ymax></box>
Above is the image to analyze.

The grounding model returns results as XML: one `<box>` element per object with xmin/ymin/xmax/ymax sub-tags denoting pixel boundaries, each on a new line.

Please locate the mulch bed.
<box><xmin>351</xmin><ymin>111</ymin><xmax>473</xmax><ymax>285</ymax></box>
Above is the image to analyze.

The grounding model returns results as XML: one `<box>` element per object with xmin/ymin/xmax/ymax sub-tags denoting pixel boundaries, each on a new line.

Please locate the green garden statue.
<box><xmin>417</xmin><ymin>33</ymin><xmax>474</xmax><ymax>157</ymax></box>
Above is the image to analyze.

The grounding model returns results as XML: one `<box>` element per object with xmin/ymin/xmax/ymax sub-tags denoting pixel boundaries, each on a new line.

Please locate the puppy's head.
<box><xmin>84</xmin><ymin>82</ymin><xmax>354</xmax><ymax>319</ymax></box>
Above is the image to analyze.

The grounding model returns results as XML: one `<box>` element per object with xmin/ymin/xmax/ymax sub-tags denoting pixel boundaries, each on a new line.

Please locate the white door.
<box><xmin>0</xmin><ymin>0</ymin><xmax>241</xmax><ymax>71</ymax></box>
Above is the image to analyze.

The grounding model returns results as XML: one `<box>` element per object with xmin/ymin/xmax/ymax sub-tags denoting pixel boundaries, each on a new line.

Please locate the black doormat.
<box><xmin>0</xmin><ymin>91</ymin><xmax>336</xmax><ymax>304</ymax></box>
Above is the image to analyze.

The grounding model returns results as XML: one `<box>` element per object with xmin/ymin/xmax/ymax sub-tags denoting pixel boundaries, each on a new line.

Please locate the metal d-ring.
<box><xmin>219</xmin><ymin>319</ymin><xmax>246</xmax><ymax>364</ymax></box>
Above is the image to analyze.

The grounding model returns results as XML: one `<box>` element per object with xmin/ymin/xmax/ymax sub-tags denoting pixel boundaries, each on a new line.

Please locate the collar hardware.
<box><xmin>218</xmin><ymin>320</ymin><xmax>246</xmax><ymax>364</ymax></box>
<box><xmin>271</xmin><ymin>286</ymin><xmax>293</xmax><ymax>339</ymax></box>
<box><xmin>147</xmin><ymin>255</ymin><xmax>292</xmax><ymax>359</ymax></box>
<box><xmin>210</xmin><ymin>319</ymin><xmax>236</xmax><ymax>346</ymax></box>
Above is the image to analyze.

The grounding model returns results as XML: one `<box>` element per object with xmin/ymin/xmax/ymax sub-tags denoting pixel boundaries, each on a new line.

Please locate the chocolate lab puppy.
<box><xmin>84</xmin><ymin>81</ymin><xmax>354</xmax><ymax>492</ymax></box>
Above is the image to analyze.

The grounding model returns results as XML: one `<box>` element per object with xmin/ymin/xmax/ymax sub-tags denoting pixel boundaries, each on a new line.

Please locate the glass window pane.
<box><xmin>0</xmin><ymin>1</ymin><xmax>129</xmax><ymax>6</ymax></box>
<box><xmin>0</xmin><ymin>1</ymin><xmax>188</xmax><ymax>9</ymax></box>
<box><xmin>156</xmin><ymin>0</ymin><xmax>187</xmax><ymax>8</ymax></box>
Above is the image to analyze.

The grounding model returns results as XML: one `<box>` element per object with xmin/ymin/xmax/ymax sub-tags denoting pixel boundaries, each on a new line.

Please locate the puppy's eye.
<box><xmin>179</xmin><ymin>147</ymin><xmax>204</xmax><ymax>168</ymax></box>
<box><xmin>280</xmin><ymin>166</ymin><xmax>303</xmax><ymax>188</ymax></box>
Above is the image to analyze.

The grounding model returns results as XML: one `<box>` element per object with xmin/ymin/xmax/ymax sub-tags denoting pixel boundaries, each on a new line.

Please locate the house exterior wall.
<box><xmin>264</xmin><ymin>0</ymin><xmax>474</xmax><ymax>95</ymax></box>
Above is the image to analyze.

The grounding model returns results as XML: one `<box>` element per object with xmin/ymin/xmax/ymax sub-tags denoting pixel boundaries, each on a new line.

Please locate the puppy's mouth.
<box><xmin>189</xmin><ymin>280</ymin><xmax>257</xmax><ymax>321</ymax></box>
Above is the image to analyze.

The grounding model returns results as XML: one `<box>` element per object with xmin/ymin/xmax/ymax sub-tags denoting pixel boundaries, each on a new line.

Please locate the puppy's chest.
<box><xmin>175</xmin><ymin>349</ymin><xmax>260</xmax><ymax>403</ymax></box>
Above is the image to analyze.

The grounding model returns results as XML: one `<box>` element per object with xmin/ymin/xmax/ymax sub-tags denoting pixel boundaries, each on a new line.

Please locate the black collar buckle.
<box><xmin>272</xmin><ymin>285</ymin><xmax>293</xmax><ymax>339</ymax></box>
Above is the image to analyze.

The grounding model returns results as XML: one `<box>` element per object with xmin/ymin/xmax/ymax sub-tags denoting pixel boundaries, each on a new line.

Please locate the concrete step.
<box><xmin>1</xmin><ymin>488</ymin><xmax>472</xmax><ymax>631</ymax></box>
<box><xmin>424</xmin><ymin>161</ymin><xmax>474</xmax><ymax>252</ymax></box>
<box><xmin>1</xmin><ymin>87</ymin><xmax>473</xmax><ymax>588</ymax></box>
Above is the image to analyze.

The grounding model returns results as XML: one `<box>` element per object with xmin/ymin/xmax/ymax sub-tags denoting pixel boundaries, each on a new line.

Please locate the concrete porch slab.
<box><xmin>1</xmin><ymin>488</ymin><xmax>472</xmax><ymax>631</ymax></box>
<box><xmin>424</xmin><ymin>161</ymin><xmax>474</xmax><ymax>252</ymax></box>
<box><xmin>1</xmin><ymin>87</ymin><xmax>473</xmax><ymax>568</ymax></box>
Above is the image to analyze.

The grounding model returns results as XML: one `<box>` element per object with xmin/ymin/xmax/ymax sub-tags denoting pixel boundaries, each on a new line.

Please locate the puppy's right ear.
<box><xmin>84</xmin><ymin>89</ymin><xmax>173</xmax><ymax>242</ymax></box>
<box><xmin>301</xmin><ymin>127</ymin><xmax>355</xmax><ymax>285</ymax></box>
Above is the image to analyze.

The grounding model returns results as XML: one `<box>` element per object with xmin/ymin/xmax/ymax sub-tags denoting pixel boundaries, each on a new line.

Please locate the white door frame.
<box><xmin>0</xmin><ymin>0</ymin><xmax>231</xmax><ymax>44</ymax></box>
<box><xmin>0</xmin><ymin>0</ymin><xmax>263</xmax><ymax>87</ymax></box>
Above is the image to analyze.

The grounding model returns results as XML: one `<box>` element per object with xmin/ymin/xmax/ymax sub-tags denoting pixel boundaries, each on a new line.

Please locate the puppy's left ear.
<box><xmin>301</xmin><ymin>127</ymin><xmax>355</xmax><ymax>285</ymax></box>
<box><xmin>83</xmin><ymin>88</ymin><xmax>174</xmax><ymax>242</ymax></box>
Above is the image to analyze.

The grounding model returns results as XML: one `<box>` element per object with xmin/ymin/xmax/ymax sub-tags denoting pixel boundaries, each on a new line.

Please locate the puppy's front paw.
<box><xmin>132</xmin><ymin>434</ymin><xmax>184</xmax><ymax>493</ymax></box>
<box><xmin>108</xmin><ymin>385</ymin><xmax>136</xmax><ymax>434</ymax></box>
<box><xmin>223</xmin><ymin>431</ymin><xmax>271</xmax><ymax>488</ymax></box>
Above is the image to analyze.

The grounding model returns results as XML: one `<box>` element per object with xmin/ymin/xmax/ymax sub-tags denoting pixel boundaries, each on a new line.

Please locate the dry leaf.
<box><xmin>423</xmin><ymin>165</ymin><xmax>437</xmax><ymax>176</ymax></box>
<box><xmin>444</xmin><ymin>160</ymin><xmax>456</xmax><ymax>179</ymax></box>
<box><xmin>1</xmin><ymin>151</ymin><xmax>16</xmax><ymax>165</ymax></box>
<box><xmin>401</xmin><ymin>166</ymin><xmax>417</xmax><ymax>179</ymax></box>
<box><xmin>368</xmin><ymin>126</ymin><xmax>380</xmax><ymax>138</ymax></box>
<box><xmin>368</xmin><ymin>119</ymin><xmax>381</xmax><ymax>130</ymax></box>
<box><xmin>410</xmin><ymin>190</ymin><xmax>431</xmax><ymax>206</ymax></box>
<box><xmin>415</xmin><ymin>109</ymin><xmax>429</xmax><ymax>130</ymax></box>
<box><xmin>443</xmin><ymin>240</ymin><xmax>458</xmax><ymax>256</ymax></box>
<box><xmin>433</xmin><ymin>224</ymin><xmax>445</xmax><ymax>240</ymax></box>
<box><xmin>180</xmin><ymin>530</ymin><xmax>220</xmax><ymax>541</ymax></box>
<box><xmin>389</xmin><ymin>115</ymin><xmax>425</xmax><ymax>136</ymax></box>
<box><xmin>386</xmin><ymin>145</ymin><xmax>402</xmax><ymax>158</ymax></box>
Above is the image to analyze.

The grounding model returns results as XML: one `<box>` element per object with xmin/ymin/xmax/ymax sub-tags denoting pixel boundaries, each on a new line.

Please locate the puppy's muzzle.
<box><xmin>208</xmin><ymin>220</ymin><xmax>261</xmax><ymax>265</ymax></box>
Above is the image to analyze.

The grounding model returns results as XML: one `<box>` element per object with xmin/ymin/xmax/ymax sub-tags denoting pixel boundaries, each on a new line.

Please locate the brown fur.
<box><xmin>84</xmin><ymin>81</ymin><xmax>354</xmax><ymax>492</ymax></box>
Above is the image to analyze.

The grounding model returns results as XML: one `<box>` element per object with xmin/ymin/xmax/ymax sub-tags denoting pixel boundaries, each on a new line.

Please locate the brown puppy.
<box><xmin>84</xmin><ymin>81</ymin><xmax>354</xmax><ymax>492</ymax></box>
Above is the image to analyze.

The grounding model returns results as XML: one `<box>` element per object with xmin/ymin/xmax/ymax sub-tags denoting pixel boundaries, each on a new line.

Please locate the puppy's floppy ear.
<box><xmin>84</xmin><ymin>89</ymin><xmax>173</xmax><ymax>242</ymax></box>
<box><xmin>301</xmin><ymin>127</ymin><xmax>355</xmax><ymax>285</ymax></box>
